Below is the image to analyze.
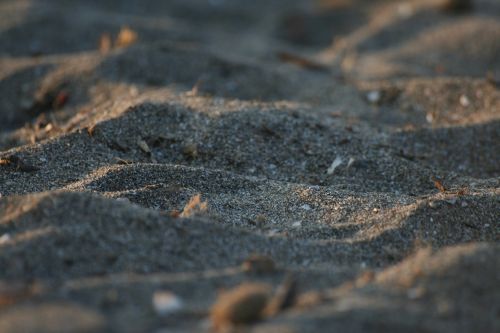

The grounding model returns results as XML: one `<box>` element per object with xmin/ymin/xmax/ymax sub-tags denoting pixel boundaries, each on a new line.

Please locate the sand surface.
<box><xmin>0</xmin><ymin>0</ymin><xmax>499</xmax><ymax>332</ymax></box>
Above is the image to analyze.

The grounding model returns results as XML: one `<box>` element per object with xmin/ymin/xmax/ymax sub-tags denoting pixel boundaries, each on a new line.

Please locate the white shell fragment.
<box><xmin>153</xmin><ymin>291</ymin><xmax>183</xmax><ymax>316</ymax></box>
<box><xmin>327</xmin><ymin>156</ymin><xmax>343</xmax><ymax>175</ymax></box>
<box><xmin>0</xmin><ymin>233</ymin><xmax>11</xmax><ymax>245</ymax></box>
<box><xmin>459</xmin><ymin>95</ymin><xmax>470</xmax><ymax>107</ymax></box>
<box><xmin>347</xmin><ymin>157</ymin><xmax>356</xmax><ymax>169</ymax></box>
<box><xmin>366</xmin><ymin>91</ymin><xmax>381</xmax><ymax>104</ymax></box>
<box><xmin>137</xmin><ymin>139</ymin><xmax>151</xmax><ymax>153</ymax></box>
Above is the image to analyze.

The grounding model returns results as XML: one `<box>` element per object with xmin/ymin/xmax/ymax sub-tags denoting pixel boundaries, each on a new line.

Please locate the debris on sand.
<box><xmin>86</xmin><ymin>124</ymin><xmax>97</xmax><ymax>137</ymax></box>
<box><xmin>431</xmin><ymin>176</ymin><xmax>447</xmax><ymax>193</ymax></box>
<box><xmin>459</xmin><ymin>94</ymin><xmax>471</xmax><ymax>107</ymax></box>
<box><xmin>439</xmin><ymin>0</ymin><xmax>473</xmax><ymax>13</ymax></box>
<box><xmin>99</xmin><ymin>33</ymin><xmax>112</xmax><ymax>54</ymax></box>
<box><xmin>115</xmin><ymin>26</ymin><xmax>138</xmax><ymax>48</ymax></box>
<box><xmin>347</xmin><ymin>157</ymin><xmax>356</xmax><ymax>169</ymax></box>
<box><xmin>327</xmin><ymin>156</ymin><xmax>343</xmax><ymax>175</ymax></box>
<box><xmin>152</xmin><ymin>291</ymin><xmax>183</xmax><ymax>316</ymax></box>
<box><xmin>52</xmin><ymin>91</ymin><xmax>69</xmax><ymax>109</ymax></box>
<box><xmin>277</xmin><ymin>51</ymin><xmax>329</xmax><ymax>72</ymax></box>
<box><xmin>0</xmin><ymin>282</ymin><xmax>42</xmax><ymax>308</ymax></box>
<box><xmin>99</xmin><ymin>27</ymin><xmax>137</xmax><ymax>52</ymax></box>
<box><xmin>180</xmin><ymin>194</ymin><xmax>208</xmax><ymax>217</ymax></box>
<box><xmin>366</xmin><ymin>90</ymin><xmax>381</xmax><ymax>104</ymax></box>
<box><xmin>364</xmin><ymin>88</ymin><xmax>401</xmax><ymax>106</ymax></box>
<box><xmin>0</xmin><ymin>234</ymin><xmax>10</xmax><ymax>245</ymax></box>
<box><xmin>210</xmin><ymin>283</ymin><xmax>272</xmax><ymax>331</ymax></box>
<box><xmin>242</xmin><ymin>254</ymin><xmax>276</xmax><ymax>274</ymax></box>
<box><xmin>0</xmin><ymin>155</ymin><xmax>39</xmax><ymax>172</ymax></box>
<box><xmin>183</xmin><ymin>143</ymin><xmax>199</xmax><ymax>159</ymax></box>
<box><xmin>137</xmin><ymin>139</ymin><xmax>151</xmax><ymax>154</ymax></box>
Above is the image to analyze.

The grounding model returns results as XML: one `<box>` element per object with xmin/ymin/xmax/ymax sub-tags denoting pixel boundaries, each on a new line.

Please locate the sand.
<box><xmin>0</xmin><ymin>0</ymin><xmax>499</xmax><ymax>332</ymax></box>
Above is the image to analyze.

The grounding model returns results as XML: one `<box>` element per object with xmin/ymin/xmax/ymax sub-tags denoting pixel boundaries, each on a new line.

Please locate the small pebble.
<box><xmin>152</xmin><ymin>291</ymin><xmax>183</xmax><ymax>316</ymax></box>
<box><xmin>459</xmin><ymin>95</ymin><xmax>471</xmax><ymax>107</ymax></box>
<box><xmin>366</xmin><ymin>91</ymin><xmax>381</xmax><ymax>104</ymax></box>
<box><xmin>300</xmin><ymin>204</ymin><xmax>312</xmax><ymax>211</ymax></box>
<box><xmin>426</xmin><ymin>113</ymin><xmax>434</xmax><ymax>123</ymax></box>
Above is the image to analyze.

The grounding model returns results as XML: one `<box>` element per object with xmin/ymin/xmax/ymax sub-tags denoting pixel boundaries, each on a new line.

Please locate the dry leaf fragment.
<box><xmin>354</xmin><ymin>270</ymin><xmax>376</xmax><ymax>288</ymax></box>
<box><xmin>0</xmin><ymin>282</ymin><xmax>41</xmax><ymax>308</ymax></box>
<box><xmin>277</xmin><ymin>51</ymin><xmax>328</xmax><ymax>72</ymax></box>
<box><xmin>86</xmin><ymin>124</ymin><xmax>97</xmax><ymax>137</ymax></box>
<box><xmin>242</xmin><ymin>254</ymin><xmax>276</xmax><ymax>274</ymax></box>
<box><xmin>180</xmin><ymin>194</ymin><xmax>208</xmax><ymax>217</ymax></box>
<box><xmin>187</xmin><ymin>78</ymin><xmax>204</xmax><ymax>96</ymax></box>
<box><xmin>210</xmin><ymin>283</ymin><xmax>272</xmax><ymax>331</ymax></box>
<box><xmin>182</xmin><ymin>143</ymin><xmax>198</xmax><ymax>159</ymax></box>
<box><xmin>169</xmin><ymin>209</ymin><xmax>181</xmax><ymax>218</ymax></box>
<box><xmin>115</xmin><ymin>157</ymin><xmax>133</xmax><ymax>165</ymax></box>
<box><xmin>486</xmin><ymin>71</ymin><xmax>499</xmax><ymax>87</ymax></box>
<box><xmin>115</xmin><ymin>26</ymin><xmax>138</xmax><ymax>48</ymax></box>
<box><xmin>99</xmin><ymin>33</ymin><xmax>112</xmax><ymax>54</ymax></box>
<box><xmin>295</xmin><ymin>291</ymin><xmax>324</xmax><ymax>308</ymax></box>
<box><xmin>0</xmin><ymin>155</ymin><xmax>39</xmax><ymax>172</ymax></box>
<box><xmin>432</xmin><ymin>176</ymin><xmax>446</xmax><ymax>193</ymax></box>
<box><xmin>52</xmin><ymin>90</ymin><xmax>69</xmax><ymax>109</ymax></box>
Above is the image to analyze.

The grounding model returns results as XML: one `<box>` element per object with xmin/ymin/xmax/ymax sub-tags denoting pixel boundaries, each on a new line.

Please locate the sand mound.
<box><xmin>253</xmin><ymin>243</ymin><xmax>499</xmax><ymax>333</ymax></box>
<box><xmin>354</xmin><ymin>17</ymin><xmax>500</xmax><ymax>79</ymax></box>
